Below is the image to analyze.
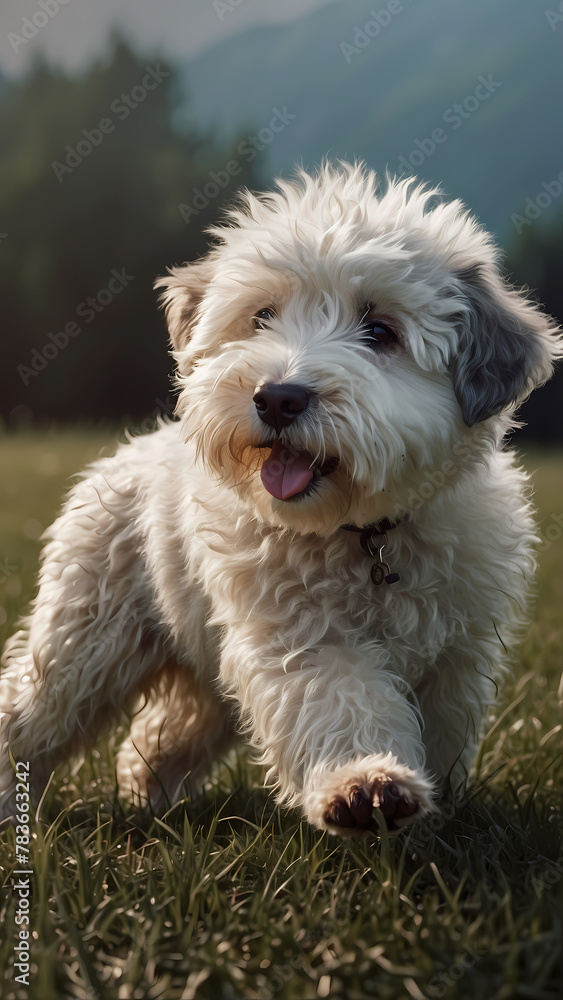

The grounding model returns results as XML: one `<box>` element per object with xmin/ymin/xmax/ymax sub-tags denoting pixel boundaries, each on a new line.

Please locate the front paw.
<box><xmin>305</xmin><ymin>754</ymin><xmax>435</xmax><ymax>838</ymax></box>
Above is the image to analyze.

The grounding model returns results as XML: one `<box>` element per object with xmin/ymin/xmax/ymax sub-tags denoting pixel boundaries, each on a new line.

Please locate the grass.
<box><xmin>0</xmin><ymin>427</ymin><xmax>562</xmax><ymax>1000</ymax></box>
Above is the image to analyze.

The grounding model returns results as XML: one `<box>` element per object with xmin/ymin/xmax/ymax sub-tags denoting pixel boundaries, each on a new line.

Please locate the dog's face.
<box><xmin>157</xmin><ymin>164</ymin><xmax>559</xmax><ymax>535</ymax></box>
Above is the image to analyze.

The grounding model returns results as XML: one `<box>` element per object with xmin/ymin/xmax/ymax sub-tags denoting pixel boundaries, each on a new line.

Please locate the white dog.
<box><xmin>1</xmin><ymin>163</ymin><xmax>560</xmax><ymax>836</ymax></box>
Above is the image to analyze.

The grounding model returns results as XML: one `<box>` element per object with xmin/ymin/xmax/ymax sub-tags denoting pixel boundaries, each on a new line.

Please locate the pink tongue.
<box><xmin>261</xmin><ymin>439</ymin><xmax>315</xmax><ymax>500</ymax></box>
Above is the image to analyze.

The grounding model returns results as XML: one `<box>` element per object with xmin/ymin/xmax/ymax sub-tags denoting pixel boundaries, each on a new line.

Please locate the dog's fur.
<box><xmin>1</xmin><ymin>163</ymin><xmax>560</xmax><ymax>835</ymax></box>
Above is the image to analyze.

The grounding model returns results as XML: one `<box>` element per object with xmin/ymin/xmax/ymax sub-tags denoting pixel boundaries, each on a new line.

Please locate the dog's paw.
<box><xmin>305</xmin><ymin>754</ymin><xmax>435</xmax><ymax>838</ymax></box>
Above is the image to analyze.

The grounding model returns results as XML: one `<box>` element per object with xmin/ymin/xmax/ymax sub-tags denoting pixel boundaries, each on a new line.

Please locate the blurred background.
<box><xmin>1</xmin><ymin>12</ymin><xmax>562</xmax><ymax>994</ymax></box>
<box><xmin>1</xmin><ymin>0</ymin><xmax>562</xmax><ymax>437</ymax></box>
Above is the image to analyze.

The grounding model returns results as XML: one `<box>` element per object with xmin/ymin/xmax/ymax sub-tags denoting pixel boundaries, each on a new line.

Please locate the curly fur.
<box><xmin>1</xmin><ymin>162</ymin><xmax>561</xmax><ymax>835</ymax></box>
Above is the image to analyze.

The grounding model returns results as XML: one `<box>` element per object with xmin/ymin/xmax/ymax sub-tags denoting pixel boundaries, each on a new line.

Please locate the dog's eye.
<box><xmin>254</xmin><ymin>307</ymin><xmax>275</xmax><ymax>329</ymax></box>
<box><xmin>361</xmin><ymin>306</ymin><xmax>398</xmax><ymax>349</ymax></box>
<box><xmin>363</xmin><ymin>323</ymin><xmax>397</xmax><ymax>347</ymax></box>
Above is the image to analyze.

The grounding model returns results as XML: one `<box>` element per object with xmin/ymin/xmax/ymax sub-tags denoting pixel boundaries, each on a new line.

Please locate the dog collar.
<box><xmin>341</xmin><ymin>518</ymin><xmax>402</xmax><ymax>586</ymax></box>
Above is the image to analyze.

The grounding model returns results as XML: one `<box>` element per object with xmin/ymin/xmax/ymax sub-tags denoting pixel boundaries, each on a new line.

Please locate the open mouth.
<box><xmin>260</xmin><ymin>439</ymin><xmax>339</xmax><ymax>501</ymax></box>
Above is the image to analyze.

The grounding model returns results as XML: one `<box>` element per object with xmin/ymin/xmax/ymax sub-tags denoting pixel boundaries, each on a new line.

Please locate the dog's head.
<box><xmin>156</xmin><ymin>163</ymin><xmax>561</xmax><ymax>535</ymax></box>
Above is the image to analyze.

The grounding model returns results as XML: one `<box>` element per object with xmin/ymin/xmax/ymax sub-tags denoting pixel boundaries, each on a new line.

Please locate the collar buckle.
<box><xmin>342</xmin><ymin>519</ymin><xmax>401</xmax><ymax>586</ymax></box>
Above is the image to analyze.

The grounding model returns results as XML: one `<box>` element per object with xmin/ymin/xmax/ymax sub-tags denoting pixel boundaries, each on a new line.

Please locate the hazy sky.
<box><xmin>0</xmin><ymin>0</ymin><xmax>341</xmax><ymax>76</ymax></box>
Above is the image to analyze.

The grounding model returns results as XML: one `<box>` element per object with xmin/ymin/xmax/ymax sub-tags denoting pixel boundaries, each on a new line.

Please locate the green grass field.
<box><xmin>0</xmin><ymin>428</ymin><xmax>562</xmax><ymax>1000</ymax></box>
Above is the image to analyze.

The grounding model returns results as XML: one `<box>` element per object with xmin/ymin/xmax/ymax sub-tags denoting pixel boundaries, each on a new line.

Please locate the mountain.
<box><xmin>181</xmin><ymin>0</ymin><xmax>562</xmax><ymax>240</ymax></box>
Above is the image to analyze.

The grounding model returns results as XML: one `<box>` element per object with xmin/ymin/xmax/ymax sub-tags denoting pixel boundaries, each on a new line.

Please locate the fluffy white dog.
<box><xmin>1</xmin><ymin>163</ymin><xmax>560</xmax><ymax>836</ymax></box>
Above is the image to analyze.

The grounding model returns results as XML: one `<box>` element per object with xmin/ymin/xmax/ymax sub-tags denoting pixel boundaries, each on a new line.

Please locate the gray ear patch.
<box><xmin>450</xmin><ymin>265</ymin><xmax>559</xmax><ymax>427</ymax></box>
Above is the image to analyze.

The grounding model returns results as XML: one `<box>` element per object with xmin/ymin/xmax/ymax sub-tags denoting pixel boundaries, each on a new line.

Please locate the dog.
<box><xmin>1</xmin><ymin>162</ymin><xmax>560</xmax><ymax>836</ymax></box>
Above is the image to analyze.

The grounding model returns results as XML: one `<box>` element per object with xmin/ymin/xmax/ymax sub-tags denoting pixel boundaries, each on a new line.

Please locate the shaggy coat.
<box><xmin>1</xmin><ymin>163</ymin><xmax>560</xmax><ymax>835</ymax></box>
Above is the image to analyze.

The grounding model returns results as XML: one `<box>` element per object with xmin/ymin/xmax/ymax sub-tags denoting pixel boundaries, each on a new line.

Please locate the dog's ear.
<box><xmin>450</xmin><ymin>264</ymin><xmax>561</xmax><ymax>426</ymax></box>
<box><xmin>155</xmin><ymin>259</ymin><xmax>214</xmax><ymax>353</ymax></box>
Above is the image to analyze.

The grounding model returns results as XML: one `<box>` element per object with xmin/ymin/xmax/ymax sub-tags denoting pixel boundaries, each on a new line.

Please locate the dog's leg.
<box><xmin>221</xmin><ymin>634</ymin><xmax>435</xmax><ymax>837</ymax></box>
<box><xmin>0</xmin><ymin>472</ymin><xmax>166</xmax><ymax>820</ymax></box>
<box><xmin>116</xmin><ymin>662</ymin><xmax>238</xmax><ymax>811</ymax></box>
<box><xmin>0</xmin><ymin>612</ymin><xmax>165</xmax><ymax>820</ymax></box>
<box><xmin>416</xmin><ymin>645</ymin><xmax>499</xmax><ymax>791</ymax></box>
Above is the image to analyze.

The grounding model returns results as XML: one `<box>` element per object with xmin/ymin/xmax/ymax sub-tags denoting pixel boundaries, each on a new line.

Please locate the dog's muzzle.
<box><xmin>253</xmin><ymin>383</ymin><xmax>314</xmax><ymax>500</ymax></box>
<box><xmin>253</xmin><ymin>382</ymin><xmax>339</xmax><ymax>502</ymax></box>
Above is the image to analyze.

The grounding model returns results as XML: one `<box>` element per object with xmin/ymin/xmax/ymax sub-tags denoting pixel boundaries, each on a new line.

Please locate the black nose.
<box><xmin>253</xmin><ymin>382</ymin><xmax>310</xmax><ymax>433</ymax></box>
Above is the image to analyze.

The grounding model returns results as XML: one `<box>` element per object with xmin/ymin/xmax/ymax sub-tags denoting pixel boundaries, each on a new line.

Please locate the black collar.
<box><xmin>341</xmin><ymin>517</ymin><xmax>400</xmax><ymax>535</ymax></box>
